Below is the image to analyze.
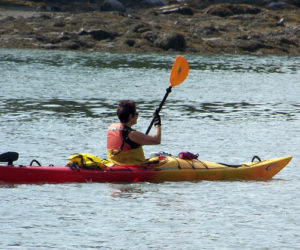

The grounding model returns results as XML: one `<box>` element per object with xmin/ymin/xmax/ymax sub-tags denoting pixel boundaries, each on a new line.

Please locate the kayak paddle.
<box><xmin>146</xmin><ymin>55</ymin><xmax>189</xmax><ymax>134</ymax></box>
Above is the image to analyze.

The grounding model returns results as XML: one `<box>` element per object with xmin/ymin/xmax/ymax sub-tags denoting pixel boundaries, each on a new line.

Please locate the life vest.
<box><xmin>107</xmin><ymin>123</ymin><xmax>146</xmax><ymax>165</ymax></box>
<box><xmin>66</xmin><ymin>153</ymin><xmax>111</xmax><ymax>169</ymax></box>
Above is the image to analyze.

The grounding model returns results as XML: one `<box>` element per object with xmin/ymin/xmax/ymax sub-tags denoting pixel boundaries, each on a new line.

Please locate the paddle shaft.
<box><xmin>146</xmin><ymin>86</ymin><xmax>172</xmax><ymax>134</ymax></box>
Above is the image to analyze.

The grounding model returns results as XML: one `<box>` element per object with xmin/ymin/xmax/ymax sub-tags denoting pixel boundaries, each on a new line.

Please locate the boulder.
<box><xmin>280</xmin><ymin>37</ymin><xmax>297</xmax><ymax>46</ymax></box>
<box><xmin>276</xmin><ymin>18</ymin><xmax>285</xmax><ymax>26</ymax></box>
<box><xmin>145</xmin><ymin>0</ymin><xmax>167</xmax><ymax>6</ymax></box>
<box><xmin>100</xmin><ymin>0</ymin><xmax>126</xmax><ymax>12</ymax></box>
<box><xmin>132</xmin><ymin>23</ymin><xmax>151</xmax><ymax>33</ymax></box>
<box><xmin>267</xmin><ymin>1</ymin><xmax>292</xmax><ymax>9</ymax></box>
<box><xmin>154</xmin><ymin>32</ymin><xmax>186</xmax><ymax>51</ymax></box>
<box><xmin>125</xmin><ymin>39</ymin><xmax>135</xmax><ymax>47</ymax></box>
<box><xmin>60</xmin><ymin>40</ymin><xmax>93</xmax><ymax>50</ymax></box>
<box><xmin>53</xmin><ymin>21</ymin><xmax>65</xmax><ymax>28</ymax></box>
<box><xmin>88</xmin><ymin>29</ymin><xmax>116</xmax><ymax>40</ymax></box>
<box><xmin>159</xmin><ymin>5</ymin><xmax>194</xmax><ymax>15</ymax></box>
<box><xmin>199</xmin><ymin>25</ymin><xmax>220</xmax><ymax>36</ymax></box>
<box><xmin>142</xmin><ymin>31</ymin><xmax>159</xmax><ymax>43</ymax></box>
<box><xmin>36</xmin><ymin>34</ymin><xmax>60</xmax><ymax>44</ymax></box>
<box><xmin>235</xmin><ymin>40</ymin><xmax>273</xmax><ymax>52</ymax></box>
<box><xmin>0</xmin><ymin>16</ymin><xmax>15</xmax><ymax>22</ymax></box>
<box><xmin>38</xmin><ymin>14</ymin><xmax>52</xmax><ymax>20</ymax></box>
<box><xmin>58</xmin><ymin>32</ymin><xmax>71</xmax><ymax>41</ymax></box>
<box><xmin>62</xmin><ymin>41</ymin><xmax>80</xmax><ymax>50</ymax></box>
<box><xmin>206</xmin><ymin>4</ymin><xmax>261</xmax><ymax>17</ymax></box>
<box><xmin>78</xmin><ymin>28</ymin><xmax>89</xmax><ymax>36</ymax></box>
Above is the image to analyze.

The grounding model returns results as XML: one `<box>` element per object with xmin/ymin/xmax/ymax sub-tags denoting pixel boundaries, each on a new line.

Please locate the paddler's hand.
<box><xmin>153</xmin><ymin>109</ymin><xmax>161</xmax><ymax>126</ymax></box>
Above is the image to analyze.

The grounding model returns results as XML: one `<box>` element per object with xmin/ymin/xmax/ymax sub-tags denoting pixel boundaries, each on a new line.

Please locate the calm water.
<box><xmin>0</xmin><ymin>49</ymin><xmax>299</xmax><ymax>249</ymax></box>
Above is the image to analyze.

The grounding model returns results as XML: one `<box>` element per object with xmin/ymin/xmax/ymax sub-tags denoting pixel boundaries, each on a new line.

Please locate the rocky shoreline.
<box><xmin>0</xmin><ymin>0</ymin><xmax>299</xmax><ymax>55</ymax></box>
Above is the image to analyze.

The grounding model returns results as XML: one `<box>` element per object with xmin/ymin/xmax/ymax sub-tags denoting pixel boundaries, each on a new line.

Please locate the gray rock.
<box><xmin>159</xmin><ymin>5</ymin><xmax>194</xmax><ymax>15</ymax></box>
<box><xmin>132</xmin><ymin>23</ymin><xmax>151</xmax><ymax>33</ymax></box>
<box><xmin>142</xmin><ymin>31</ymin><xmax>159</xmax><ymax>43</ymax></box>
<box><xmin>280</xmin><ymin>37</ymin><xmax>297</xmax><ymax>46</ymax></box>
<box><xmin>78</xmin><ymin>28</ymin><xmax>89</xmax><ymax>36</ymax></box>
<box><xmin>58</xmin><ymin>32</ymin><xmax>71</xmax><ymax>41</ymax></box>
<box><xmin>267</xmin><ymin>1</ymin><xmax>290</xmax><ymax>9</ymax></box>
<box><xmin>40</xmin><ymin>44</ymin><xmax>58</xmax><ymax>49</ymax></box>
<box><xmin>154</xmin><ymin>32</ymin><xmax>186</xmax><ymax>51</ymax></box>
<box><xmin>0</xmin><ymin>16</ymin><xmax>15</xmax><ymax>22</ymax></box>
<box><xmin>235</xmin><ymin>40</ymin><xmax>273</xmax><ymax>52</ymax></box>
<box><xmin>206</xmin><ymin>4</ymin><xmax>261</xmax><ymax>17</ymax></box>
<box><xmin>125</xmin><ymin>39</ymin><xmax>135</xmax><ymax>47</ymax></box>
<box><xmin>276</xmin><ymin>18</ymin><xmax>285</xmax><ymax>26</ymax></box>
<box><xmin>62</xmin><ymin>41</ymin><xmax>80</xmax><ymax>50</ymax></box>
<box><xmin>53</xmin><ymin>21</ymin><xmax>65</xmax><ymax>27</ymax></box>
<box><xmin>199</xmin><ymin>25</ymin><xmax>220</xmax><ymax>36</ymax></box>
<box><xmin>145</xmin><ymin>0</ymin><xmax>167</xmax><ymax>6</ymax></box>
<box><xmin>60</xmin><ymin>39</ymin><xmax>92</xmax><ymax>50</ymax></box>
<box><xmin>100</xmin><ymin>0</ymin><xmax>126</xmax><ymax>12</ymax></box>
<box><xmin>89</xmin><ymin>29</ymin><xmax>116</xmax><ymax>40</ymax></box>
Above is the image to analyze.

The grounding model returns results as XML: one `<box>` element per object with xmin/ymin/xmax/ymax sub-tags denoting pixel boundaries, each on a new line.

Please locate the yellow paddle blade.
<box><xmin>169</xmin><ymin>55</ymin><xmax>189</xmax><ymax>87</ymax></box>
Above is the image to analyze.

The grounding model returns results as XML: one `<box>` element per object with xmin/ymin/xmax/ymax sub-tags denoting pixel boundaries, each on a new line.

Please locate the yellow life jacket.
<box><xmin>66</xmin><ymin>153</ymin><xmax>111</xmax><ymax>169</ymax></box>
<box><xmin>107</xmin><ymin>147</ymin><xmax>146</xmax><ymax>165</ymax></box>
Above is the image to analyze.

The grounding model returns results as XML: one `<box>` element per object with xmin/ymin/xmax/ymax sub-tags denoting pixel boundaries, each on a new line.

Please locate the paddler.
<box><xmin>107</xmin><ymin>100</ymin><xmax>161</xmax><ymax>165</ymax></box>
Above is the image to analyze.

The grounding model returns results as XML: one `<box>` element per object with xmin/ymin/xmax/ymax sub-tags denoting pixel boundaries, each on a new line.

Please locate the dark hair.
<box><xmin>117</xmin><ymin>100</ymin><xmax>136</xmax><ymax>123</ymax></box>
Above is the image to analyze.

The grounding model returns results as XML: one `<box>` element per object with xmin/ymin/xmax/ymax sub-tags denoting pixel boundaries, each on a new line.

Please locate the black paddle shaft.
<box><xmin>146</xmin><ymin>86</ymin><xmax>172</xmax><ymax>134</ymax></box>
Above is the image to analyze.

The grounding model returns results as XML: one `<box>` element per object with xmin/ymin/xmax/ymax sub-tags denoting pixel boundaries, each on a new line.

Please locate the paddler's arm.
<box><xmin>129</xmin><ymin>112</ymin><xmax>161</xmax><ymax>145</ymax></box>
<box><xmin>128</xmin><ymin>125</ymin><xmax>161</xmax><ymax>145</ymax></box>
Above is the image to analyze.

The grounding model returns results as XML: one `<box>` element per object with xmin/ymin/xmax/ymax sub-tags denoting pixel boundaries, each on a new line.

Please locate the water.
<box><xmin>0</xmin><ymin>49</ymin><xmax>299</xmax><ymax>249</ymax></box>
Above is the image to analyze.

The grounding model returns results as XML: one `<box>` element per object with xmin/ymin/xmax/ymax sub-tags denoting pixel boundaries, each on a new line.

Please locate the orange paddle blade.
<box><xmin>169</xmin><ymin>55</ymin><xmax>189</xmax><ymax>87</ymax></box>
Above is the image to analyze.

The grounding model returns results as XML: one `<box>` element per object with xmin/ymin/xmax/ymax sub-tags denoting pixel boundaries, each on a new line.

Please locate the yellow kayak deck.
<box><xmin>149</xmin><ymin>156</ymin><xmax>292</xmax><ymax>181</ymax></box>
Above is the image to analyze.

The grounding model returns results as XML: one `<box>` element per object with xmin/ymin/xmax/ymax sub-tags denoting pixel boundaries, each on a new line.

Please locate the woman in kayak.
<box><xmin>107</xmin><ymin>100</ymin><xmax>161</xmax><ymax>165</ymax></box>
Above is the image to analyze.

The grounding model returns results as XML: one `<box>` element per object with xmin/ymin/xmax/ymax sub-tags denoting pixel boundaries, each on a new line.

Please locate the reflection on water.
<box><xmin>1</xmin><ymin>98</ymin><xmax>298</xmax><ymax>123</ymax></box>
<box><xmin>175</xmin><ymin>101</ymin><xmax>300</xmax><ymax>121</ymax></box>
<box><xmin>109</xmin><ymin>184</ymin><xmax>146</xmax><ymax>199</ymax></box>
<box><xmin>1</xmin><ymin>49</ymin><xmax>299</xmax><ymax>74</ymax></box>
<box><xmin>0</xmin><ymin>98</ymin><xmax>114</xmax><ymax>119</ymax></box>
<box><xmin>188</xmin><ymin>56</ymin><xmax>300</xmax><ymax>74</ymax></box>
<box><xmin>0</xmin><ymin>184</ymin><xmax>17</xmax><ymax>189</ymax></box>
<box><xmin>0</xmin><ymin>49</ymin><xmax>173</xmax><ymax>70</ymax></box>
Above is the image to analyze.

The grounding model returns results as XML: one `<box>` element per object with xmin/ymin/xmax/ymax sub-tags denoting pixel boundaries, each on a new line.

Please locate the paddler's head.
<box><xmin>117</xmin><ymin>100</ymin><xmax>138</xmax><ymax>126</ymax></box>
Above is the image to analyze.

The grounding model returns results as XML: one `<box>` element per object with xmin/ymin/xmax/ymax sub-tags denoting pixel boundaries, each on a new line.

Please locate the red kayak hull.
<box><xmin>0</xmin><ymin>165</ymin><xmax>158</xmax><ymax>184</ymax></box>
<box><xmin>0</xmin><ymin>156</ymin><xmax>292</xmax><ymax>184</ymax></box>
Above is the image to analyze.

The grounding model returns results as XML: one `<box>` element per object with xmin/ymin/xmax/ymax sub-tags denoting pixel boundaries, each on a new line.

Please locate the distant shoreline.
<box><xmin>0</xmin><ymin>2</ymin><xmax>299</xmax><ymax>55</ymax></box>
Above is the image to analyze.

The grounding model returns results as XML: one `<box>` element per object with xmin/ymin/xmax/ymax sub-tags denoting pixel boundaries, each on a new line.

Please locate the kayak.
<box><xmin>0</xmin><ymin>153</ymin><xmax>292</xmax><ymax>184</ymax></box>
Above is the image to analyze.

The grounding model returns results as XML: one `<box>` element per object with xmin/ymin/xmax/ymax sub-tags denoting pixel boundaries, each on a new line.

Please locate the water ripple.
<box><xmin>0</xmin><ymin>50</ymin><xmax>299</xmax><ymax>250</ymax></box>
<box><xmin>1</xmin><ymin>49</ymin><xmax>299</xmax><ymax>74</ymax></box>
